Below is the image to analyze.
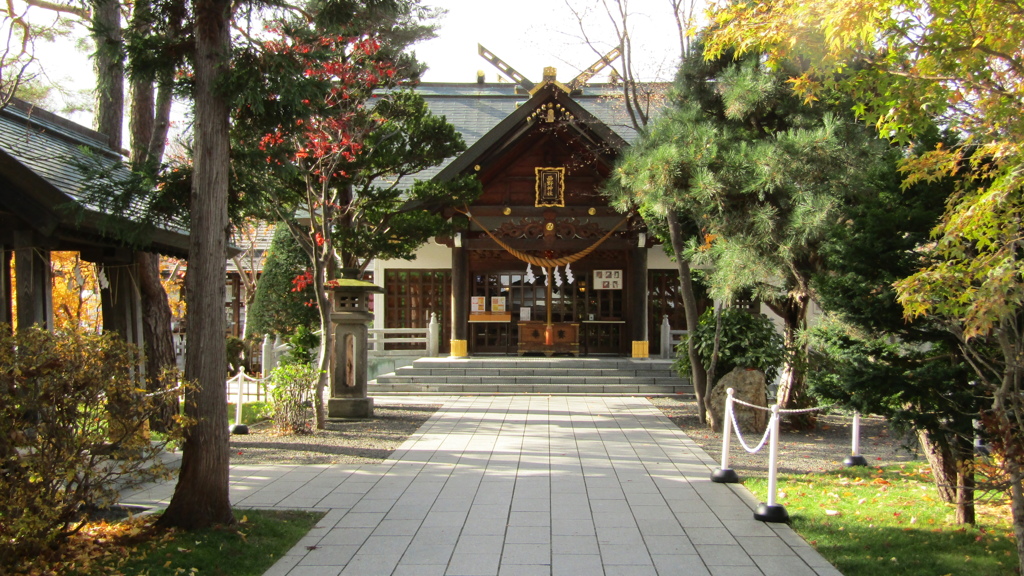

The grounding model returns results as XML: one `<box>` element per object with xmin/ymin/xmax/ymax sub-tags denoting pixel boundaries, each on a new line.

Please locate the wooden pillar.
<box><xmin>15</xmin><ymin>246</ymin><xmax>51</xmax><ymax>331</ymax></box>
<box><xmin>450</xmin><ymin>245</ymin><xmax>468</xmax><ymax>357</ymax></box>
<box><xmin>630</xmin><ymin>246</ymin><xmax>649</xmax><ymax>358</ymax></box>
<box><xmin>98</xmin><ymin>261</ymin><xmax>143</xmax><ymax>349</ymax></box>
<box><xmin>0</xmin><ymin>247</ymin><xmax>11</xmax><ymax>328</ymax></box>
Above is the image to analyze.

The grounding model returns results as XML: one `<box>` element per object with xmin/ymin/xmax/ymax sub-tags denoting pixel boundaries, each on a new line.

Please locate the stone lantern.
<box><xmin>326</xmin><ymin>271</ymin><xmax>383</xmax><ymax>419</ymax></box>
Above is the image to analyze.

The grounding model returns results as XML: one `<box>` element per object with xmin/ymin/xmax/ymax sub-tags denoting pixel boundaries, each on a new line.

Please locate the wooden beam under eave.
<box><xmin>463</xmin><ymin>237</ymin><xmax>635</xmax><ymax>251</ymax></box>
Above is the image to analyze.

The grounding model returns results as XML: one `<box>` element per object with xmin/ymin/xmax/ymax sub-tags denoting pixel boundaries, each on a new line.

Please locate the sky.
<box><xmin>414</xmin><ymin>0</ymin><xmax>690</xmax><ymax>84</ymax></box>
<box><xmin>21</xmin><ymin>0</ymin><xmax>700</xmax><ymax>125</ymax></box>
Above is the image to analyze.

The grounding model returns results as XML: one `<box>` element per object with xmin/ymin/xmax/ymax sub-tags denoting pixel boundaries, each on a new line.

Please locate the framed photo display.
<box><xmin>593</xmin><ymin>270</ymin><xmax>622</xmax><ymax>290</ymax></box>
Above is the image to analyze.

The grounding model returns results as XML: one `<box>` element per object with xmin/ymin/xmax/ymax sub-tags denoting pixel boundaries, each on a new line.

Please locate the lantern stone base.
<box><xmin>328</xmin><ymin>397</ymin><xmax>375</xmax><ymax>419</ymax></box>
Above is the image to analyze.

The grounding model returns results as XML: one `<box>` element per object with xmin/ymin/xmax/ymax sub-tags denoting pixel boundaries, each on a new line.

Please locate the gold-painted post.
<box><xmin>545</xmin><ymin>266</ymin><xmax>554</xmax><ymax>345</ymax></box>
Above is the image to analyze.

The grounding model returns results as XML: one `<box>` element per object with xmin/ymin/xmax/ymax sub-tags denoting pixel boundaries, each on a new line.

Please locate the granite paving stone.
<box><xmin>118</xmin><ymin>395</ymin><xmax>841</xmax><ymax>576</ymax></box>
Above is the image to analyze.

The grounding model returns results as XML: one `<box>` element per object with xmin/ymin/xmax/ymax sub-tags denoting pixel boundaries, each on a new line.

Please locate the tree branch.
<box><xmin>23</xmin><ymin>0</ymin><xmax>90</xmax><ymax>19</ymax></box>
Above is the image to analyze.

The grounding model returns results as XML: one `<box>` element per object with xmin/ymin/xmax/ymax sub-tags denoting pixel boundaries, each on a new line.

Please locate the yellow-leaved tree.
<box><xmin>705</xmin><ymin>0</ymin><xmax>1024</xmax><ymax>567</ymax></box>
<box><xmin>50</xmin><ymin>252</ymin><xmax>102</xmax><ymax>331</ymax></box>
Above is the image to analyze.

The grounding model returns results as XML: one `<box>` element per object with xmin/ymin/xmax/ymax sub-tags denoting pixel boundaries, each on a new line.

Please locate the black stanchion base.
<box><xmin>230</xmin><ymin>424</ymin><xmax>249</xmax><ymax>435</ymax></box>
<box><xmin>711</xmin><ymin>468</ymin><xmax>740</xmax><ymax>483</ymax></box>
<box><xmin>754</xmin><ymin>503</ymin><xmax>790</xmax><ymax>523</ymax></box>
<box><xmin>843</xmin><ymin>455</ymin><xmax>869</xmax><ymax>467</ymax></box>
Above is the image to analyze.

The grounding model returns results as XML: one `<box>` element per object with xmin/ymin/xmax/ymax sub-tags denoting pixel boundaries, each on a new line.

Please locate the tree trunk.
<box><xmin>129</xmin><ymin>76</ymin><xmax>155</xmax><ymax>165</ymax></box>
<box><xmin>775</xmin><ymin>293</ymin><xmax>814</xmax><ymax>429</ymax></box>
<box><xmin>917</xmin><ymin>429</ymin><xmax>958</xmax><ymax>503</ymax></box>
<box><xmin>157</xmin><ymin>0</ymin><xmax>234</xmax><ymax>530</ymax></box>
<box><xmin>92</xmin><ymin>0</ymin><xmax>124</xmax><ymax>151</ymax></box>
<box><xmin>666</xmin><ymin>212</ymin><xmax>708</xmax><ymax>422</ymax></box>
<box><xmin>128</xmin><ymin>0</ymin><xmax>179</xmax><ymax>433</ymax></box>
<box><xmin>955</xmin><ymin>450</ymin><xmax>976</xmax><ymax>525</ymax></box>
<box><xmin>136</xmin><ymin>251</ymin><xmax>179</xmax><ymax>432</ymax></box>
<box><xmin>313</xmin><ymin>254</ymin><xmax>332</xmax><ymax>430</ymax></box>
<box><xmin>1009</xmin><ymin>466</ymin><xmax>1024</xmax><ymax>576</ymax></box>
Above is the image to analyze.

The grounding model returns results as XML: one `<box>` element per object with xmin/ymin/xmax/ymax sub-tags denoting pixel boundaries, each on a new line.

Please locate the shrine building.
<box><xmin>372</xmin><ymin>58</ymin><xmax>698</xmax><ymax>358</ymax></box>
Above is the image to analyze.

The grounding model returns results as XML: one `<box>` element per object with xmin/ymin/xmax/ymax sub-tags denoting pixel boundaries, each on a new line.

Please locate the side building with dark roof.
<box><xmin>0</xmin><ymin>98</ymin><xmax>191</xmax><ymax>342</ymax></box>
<box><xmin>371</xmin><ymin>72</ymin><xmax>702</xmax><ymax>357</ymax></box>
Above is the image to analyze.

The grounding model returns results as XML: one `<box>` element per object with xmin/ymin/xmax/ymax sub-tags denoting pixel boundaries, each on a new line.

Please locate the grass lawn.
<box><xmin>95</xmin><ymin>509</ymin><xmax>322</xmax><ymax>576</ymax></box>
<box><xmin>228</xmin><ymin>401</ymin><xmax>272</xmax><ymax>425</ymax></box>
<box><xmin>744</xmin><ymin>462</ymin><xmax>1017</xmax><ymax>576</ymax></box>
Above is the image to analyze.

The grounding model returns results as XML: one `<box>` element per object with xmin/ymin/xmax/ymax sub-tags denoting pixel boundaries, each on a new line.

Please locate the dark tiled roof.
<box><xmin>0</xmin><ymin>99</ymin><xmax>190</xmax><ymax>255</ymax></box>
<box><xmin>226</xmin><ymin>222</ymin><xmax>276</xmax><ymax>273</ymax></box>
<box><xmin>409</xmin><ymin>82</ymin><xmax>654</xmax><ymax>182</ymax></box>
<box><xmin>0</xmin><ymin>100</ymin><xmax>117</xmax><ymax>210</ymax></box>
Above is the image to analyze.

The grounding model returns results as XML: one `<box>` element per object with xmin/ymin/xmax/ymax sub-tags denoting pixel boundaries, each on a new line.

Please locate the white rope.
<box><xmin>732</xmin><ymin>397</ymin><xmax>772</xmax><ymax>411</ymax></box>
<box><xmin>778</xmin><ymin>404</ymin><xmax>836</xmax><ymax>415</ymax></box>
<box><xmin>730</xmin><ymin>408</ymin><xmax>776</xmax><ymax>454</ymax></box>
<box><xmin>144</xmin><ymin>385</ymin><xmax>182</xmax><ymax>398</ymax></box>
<box><xmin>731</xmin><ymin>397</ymin><xmax>837</xmax><ymax>415</ymax></box>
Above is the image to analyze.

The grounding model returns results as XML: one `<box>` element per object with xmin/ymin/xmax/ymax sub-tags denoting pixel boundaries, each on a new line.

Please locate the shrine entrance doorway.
<box><xmin>465</xmin><ymin>249</ymin><xmax>633</xmax><ymax>356</ymax></box>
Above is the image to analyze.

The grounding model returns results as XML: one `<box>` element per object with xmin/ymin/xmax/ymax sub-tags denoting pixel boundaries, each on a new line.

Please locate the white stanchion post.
<box><xmin>844</xmin><ymin>410</ymin><xmax>869</xmax><ymax>467</ymax></box>
<box><xmin>230</xmin><ymin>369</ymin><xmax>250</xmax><ymax>435</ymax></box>
<box><xmin>755</xmin><ymin>405</ymin><xmax>789</xmax><ymax>523</ymax></box>
<box><xmin>711</xmin><ymin>388</ymin><xmax>740</xmax><ymax>483</ymax></box>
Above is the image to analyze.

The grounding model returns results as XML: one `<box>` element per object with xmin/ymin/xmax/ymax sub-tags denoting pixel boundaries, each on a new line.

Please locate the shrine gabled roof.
<box><xmin>428</xmin><ymin>80</ymin><xmax>634</xmax><ymax>182</ymax></box>
<box><xmin>414</xmin><ymin>82</ymin><xmax>649</xmax><ymax>183</ymax></box>
<box><xmin>0</xmin><ymin>99</ymin><xmax>191</xmax><ymax>257</ymax></box>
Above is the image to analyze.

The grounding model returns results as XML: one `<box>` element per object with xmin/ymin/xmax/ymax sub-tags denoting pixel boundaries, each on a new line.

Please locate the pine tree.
<box><xmin>610</xmin><ymin>40</ymin><xmax>882</xmax><ymax>426</ymax></box>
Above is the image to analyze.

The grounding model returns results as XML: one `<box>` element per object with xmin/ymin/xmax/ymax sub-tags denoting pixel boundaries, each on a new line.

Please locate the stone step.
<box><xmin>391</xmin><ymin>367</ymin><xmax>679</xmax><ymax>377</ymax></box>
<box><xmin>375</xmin><ymin>374</ymin><xmax>685</xmax><ymax>385</ymax></box>
<box><xmin>370</xmin><ymin>382</ymin><xmax>694</xmax><ymax>396</ymax></box>
<box><xmin>407</xmin><ymin>358</ymin><xmax>675</xmax><ymax>370</ymax></box>
<box><xmin>368</xmin><ymin>356</ymin><xmax>692</xmax><ymax>396</ymax></box>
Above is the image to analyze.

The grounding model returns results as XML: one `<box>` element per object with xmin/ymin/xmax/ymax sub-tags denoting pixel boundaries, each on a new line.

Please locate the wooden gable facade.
<box><xmin>376</xmin><ymin>74</ymin><xmax>691</xmax><ymax>358</ymax></box>
<box><xmin>442</xmin><ymin>80</ymin><xmax>646</xmax><ymax>357</ymax></box>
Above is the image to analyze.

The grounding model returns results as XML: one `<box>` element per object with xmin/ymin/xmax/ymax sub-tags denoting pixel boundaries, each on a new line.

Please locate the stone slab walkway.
<box><xmin>121</xmin><ymin>396</ymin><xmax>841</xmax><ymax>576</ymax></box>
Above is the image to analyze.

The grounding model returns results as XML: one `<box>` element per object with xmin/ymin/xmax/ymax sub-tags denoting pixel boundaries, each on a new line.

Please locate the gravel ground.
<box><xmin>648</xmin><ymin>396</ymin><xmax>920</xmax><ymax>477</ymax></box>
<box><xmin>229</xmin><ymin>396</ymin><xmax>918</xmax><ymax>476</ymax></box>
<box><xmin>229</xmin><ymin>402</ymin><xmax>442</xmax><ymax>465</ymax></box>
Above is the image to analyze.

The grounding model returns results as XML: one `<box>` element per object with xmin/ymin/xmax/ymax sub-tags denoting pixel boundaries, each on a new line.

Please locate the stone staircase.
<box><xmin>369</xmin><ymin>356</ymin><xmax>693</xmax><ymax>396</ymax></box>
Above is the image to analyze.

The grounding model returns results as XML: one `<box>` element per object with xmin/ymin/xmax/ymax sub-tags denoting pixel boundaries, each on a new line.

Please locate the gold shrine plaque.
<box><xmin>535</xmin><ymin>167</ymin><xmax>565</xmax><ymax>207</ymax></box>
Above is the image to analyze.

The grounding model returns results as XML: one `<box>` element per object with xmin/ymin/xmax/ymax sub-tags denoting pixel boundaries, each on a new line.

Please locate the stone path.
<box><xmin>122</xmin><ymin>396</ymin><xmax>841</xmax><ymax>576</ymax></box>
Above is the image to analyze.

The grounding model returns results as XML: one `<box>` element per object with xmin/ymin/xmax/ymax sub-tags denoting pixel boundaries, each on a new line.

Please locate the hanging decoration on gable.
<box><xmin>456</xmin><ymin>206</ymin><xmax>627</xmax><ymax>269</ymax></box>
<box><xmin>535</xmin><ymin>167</ymin><xmax>565</xmax><ymax>207</ymax></box>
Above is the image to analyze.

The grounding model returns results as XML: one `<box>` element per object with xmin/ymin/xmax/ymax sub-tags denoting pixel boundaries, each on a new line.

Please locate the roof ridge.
<box><xmin>2</xmin><ymin>98</ymin><xmax>118</xmax><ymax>158</ymax></box>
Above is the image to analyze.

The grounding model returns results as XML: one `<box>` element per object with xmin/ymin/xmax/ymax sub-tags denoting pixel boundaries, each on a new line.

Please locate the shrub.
<box><xmin>0</xmin><ymin>326</ymin><xmax>178</xmax><ymax>570</ymax></box>
<box><xmin>267</xmin><ymin>363</ymin><xmax>319</xmax><ymax>434</ymax></box>
<box><xmin>280</xmin><ymin>324</ymin><xmax>320</xmax><ymax>366</ymax></box>
<box><xmin>674</xmin><ymin>307</ymin><xmax>786</xmax><ymax>384</ymax></box>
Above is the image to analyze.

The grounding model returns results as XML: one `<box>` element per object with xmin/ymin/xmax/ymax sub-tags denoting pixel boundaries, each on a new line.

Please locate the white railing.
<box><xmin>368</xmin><ymin>312</ymin><xmax>441</xmax><ymax>357</ymax></box>
<box><xmin>659</xmin><ymin>315</ymin><xmax>688</xmax><ymax>359</ymax></box>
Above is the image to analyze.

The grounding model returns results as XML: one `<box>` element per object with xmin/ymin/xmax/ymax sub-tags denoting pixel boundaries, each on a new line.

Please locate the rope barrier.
<box><xmin>711</xmin><ymin>388</ymin><xmax>866</xmax><ymax>524</ymax></box>
<box><xmin>778</xmin><ymin>404</ymin><xmax>837</xmax><ymax>415</ymax></box>
<box><xmin>731</xmin><ymin>397</ymin><xmax>771</xmax><ymax>411</ymax></box>
<box><xmin>729</xmin><ymin>408</ymin><xmax>776</xmax><ymax>454</ymax></box>
<box><xmin>235</xmin><ymin>371</ymin><xmax>271</xmax><ymax>383</ymax></box>
<box><xmin>229</xmin><ymin>368</ymin><xmax>272</xmax><ymax>433</ymax></box>
<box><xmin>144</xmin><ymin>385</ymin><xmax>182</xmax><ymax>398</ymax></box>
